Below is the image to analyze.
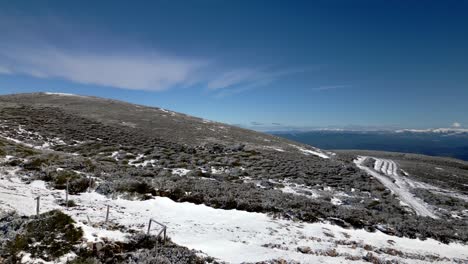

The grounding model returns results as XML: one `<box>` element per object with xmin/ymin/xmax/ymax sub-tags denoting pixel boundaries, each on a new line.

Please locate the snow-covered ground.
<box><xmin>1</xmin><ymin>166</ymin><xmax>467</xmax><ymax>263</ymax></box>
<box><xmin>289</xmin><ymin>144</ymin><xmax>331</xmax><ymax>159</ymax></box>
<box><xmin>355</xmin><ymin>156</ymin><xmax>468</xmax><ymax>219</ymax></box>
<box><xmin>0</xmin><ymin>125</ymin><xmax>68</xmax><ymax>150</ymax></box>
<box><xmin>43</xmin><ymin>92</ymin><xmax>79</xmax><ymax>97</ymax></box>
<box><xmin>172</xmin><ymin>168</ymin><xmax>191</xmax><ymax>176</ymax></box>
<box><xmin>354</xmin><ymin>156</ymin><xmax>438</xmax><ymax>218</ymax></box>
<box><xmin>266</xmin><ymin>146</ymin><xmax>285</xmax><ymax>152</ymax></box>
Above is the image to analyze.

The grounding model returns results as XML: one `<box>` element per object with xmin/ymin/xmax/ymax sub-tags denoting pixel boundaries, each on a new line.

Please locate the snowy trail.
<box><xmin>371</xmin><ymin>156</ymin><xmax>468</xmax><ymax>202</ymax></box>
<box><xmin>355</xmin><ymin>156</ymin><xmax>438</xmax><ymax>218</ymax></box>
<box><xmin>1</xmin><ymin>168</ymin><xmax>468</xmax><ymax>263</ymax></box>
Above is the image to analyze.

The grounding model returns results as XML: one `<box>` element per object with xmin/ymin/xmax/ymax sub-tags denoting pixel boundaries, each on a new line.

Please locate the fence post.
<box><xmin>147</xmin><ymin>219</ymin><xmax>152</xmax><ymax>235</ymax></box>
<box><xmin>105</xmin><ymin>205</ymin><xmax>110</xmax><ymax>223</ymax></box>
<box><xmin>65</xmin><ymin>179</ymin><xmax>69</xmax><ymax>208</ymax></box>
<box><xmin>35</xmin><ymin>196</ymin><xmax>40</xmax><ymax>216</ymax></box>
<box><xmin>163</xmin><ymin>227</ymin><xmax>167</xmax><ymax>244</ymax></box>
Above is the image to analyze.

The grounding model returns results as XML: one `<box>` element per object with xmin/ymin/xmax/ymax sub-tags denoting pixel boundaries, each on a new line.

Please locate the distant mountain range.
<box><xmin>395</xmin><ymin>128</ymin><xmax>468</xmax><ymax>134</ymax></box>
<box><xmin>270</xmin><ymin>129</ymin><xmax>468</xmax><ymax>161</ymax></box>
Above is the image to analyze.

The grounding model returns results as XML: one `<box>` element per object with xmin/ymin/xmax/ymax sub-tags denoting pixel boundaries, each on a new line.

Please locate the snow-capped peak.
<box><xmin>395</xmin><ymin>128</ymin><xmax>468</xmax><ymax>134</ymax></box>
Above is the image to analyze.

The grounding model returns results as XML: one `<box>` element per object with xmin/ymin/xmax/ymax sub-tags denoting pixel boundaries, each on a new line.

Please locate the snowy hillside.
<box><xmin>0</xmin><ymin>93</ymin><xmax>467</xmax><ymax>263</ymax></box>
<box><xmin>2</xmin><ymin>156</ymin><xmax>467</xmax><ymax>263</ymax></box>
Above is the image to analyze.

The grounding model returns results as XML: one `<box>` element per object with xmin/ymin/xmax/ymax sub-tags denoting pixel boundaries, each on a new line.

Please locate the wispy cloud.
<box><xmin>0</xmin><ymin>41</ymin><xmax>309</xmax><ymax>94</ymax></box>
<box><xmin>207</xmin><ymin>67</ymin><xmax>311</xmax><ymax>91</ymax></box>
<box><xmin>0</xmin><ymin>65</ymin><xmax>12</xmax><ymax>74</ymax></box>
<box><xmin>0</xmin><ymin>45</ymin><xmax>206</xmax><ymax>91</ymax></box>
<box><xmin>0</xmin><ymin>14</ymin><xmax>312</xmax><ymax>94</ymax></box>
<box><xmin>312</xmin><ymin>85</ymin><xmax>350</xmax><ymax>91</ymax></box>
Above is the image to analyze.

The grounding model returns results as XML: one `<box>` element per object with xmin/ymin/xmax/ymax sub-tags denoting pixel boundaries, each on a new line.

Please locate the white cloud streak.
<box><xmin>0</xmin><ymin>46</ymin><xmax>207</xmax><ymax>91</ymax></box>
<box><xmin>207</xmin><ymin>67</ymin><xmax>310</xmax><ymax>91</ymax></box>
<box><xmin>312</xmin><ymin>85</ymin><xmax>350</xmax><ymax>91</ymax></box>
<box><xmin>0</xmin><ymin>15</ymin><xmax>312</xmax><ymax>94</ymax></box>
<box><xmin>0</xmin><ymin>45</ymin><xmax>311</xmax><ymax>94</ymax></box>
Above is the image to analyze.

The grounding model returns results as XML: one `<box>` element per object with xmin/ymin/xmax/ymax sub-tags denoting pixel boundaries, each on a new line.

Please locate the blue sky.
<box><xmin>0</xmin><ymin>0</ymin><xmax>467</xmax><ymax>130</ymax></box>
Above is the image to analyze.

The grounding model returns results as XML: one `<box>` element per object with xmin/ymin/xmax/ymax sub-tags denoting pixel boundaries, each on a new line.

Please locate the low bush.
<box><xmin>50</xmin><ymin>170</ymin><xmax>90</xmax><ymax>194</ymax></box>
<box><xmin>3</xmin><ymin>210</ymin><xmax>83</xmax><ymax>262</ymax></box>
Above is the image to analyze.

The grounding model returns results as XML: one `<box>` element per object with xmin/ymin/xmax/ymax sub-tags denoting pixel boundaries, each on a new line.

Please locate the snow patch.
<box><xmin>1</xmin><ymin>171</ymin><xmax>468</xmax><ymax>263</ymax></box>
<box><xmin>266</xmin><ymin>146</ymin><xmax>285</xmax><ymax>152</ymax></box>
<box><xmin>331</xmin><ymin>197</ymin><xmax>343</xmax><ymax>205</ymax></box>
<box><xmin>44</xmin><ymin>92</ymin><xmax>79</xmax><ymax>96</ymax></box>
<box><xmin>172</xmin><ymin>168</ymin><xmax>191</xmax><ymax>176</ymax></box>
<box><xmin>289</xmin><ymin>144</ymin><xmax>330</xmax><ymax>159</ymax></box>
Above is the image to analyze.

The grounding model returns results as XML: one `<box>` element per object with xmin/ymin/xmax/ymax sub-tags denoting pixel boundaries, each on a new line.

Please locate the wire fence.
<box><xmin>33</xmin><ymin>185</ymin><xmax>169</xmax><ymax>245</ymax></box>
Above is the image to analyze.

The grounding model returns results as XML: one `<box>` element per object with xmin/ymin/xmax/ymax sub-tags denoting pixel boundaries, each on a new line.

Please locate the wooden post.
<box><xmin>65</xmin><ymin>179</ymin><xmax>69</xmax><ymax>208</ymax></box>
<box><xmin>147</xmin><ymin>219</ymin><xmax>152</xmax><ymax>235</ymax></box>
<box><xmin>105</xmin><ymin>205</ymin><xmax>110</xmax><ymax>223</ymax></box>
<box><xmin>163</xmin><ymin>227</ymin><xmax>167</xmax><ymax>244</ymax></box>
<box><xmin>35</xmin><ymin>196</ymin><xmax>40</xmax><ymax>216</ymax></box>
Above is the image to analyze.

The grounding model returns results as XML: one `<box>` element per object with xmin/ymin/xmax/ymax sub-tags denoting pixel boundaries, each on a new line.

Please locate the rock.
<box><xmin>297</xmin><ymin>246</ymin><xmax>311</xmax><ymax>254</ymax></box>
<box><xmin>94</xmin><ymin>241</ymin><xmax>104</xmax><ymax>252</ymax></box>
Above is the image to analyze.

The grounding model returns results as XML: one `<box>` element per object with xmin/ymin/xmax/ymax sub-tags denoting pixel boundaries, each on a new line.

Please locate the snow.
<box><xmin>111</xmin><ymin>151</ymin><xmax>120</xmax><ymax>160</ymax></box>
<box><xmin>360</xmin><ymin>157</ymin><xmax>468</xmax><ymax>204</ymax></box>
<box><xmin>128</xmin><ymin>154</ymin><xmax>156</xmax><ymax>167</ymax></box>
<box><xmin>77</xmin><ymin>222</ymin><xmax>127</xmax><ymax>242</ymax></box>
<box><xmin>172</xmin><ymin>168</ymin><xmax>191</xmax><ymax>176</ymax></box>
<box><xmin>0</xmin><ymin>135</ymin><xmax>34</xmax><ymax>147</ymax></box>
<box><xmin>19</xmin><ymin>251</ymin><xmax>77</xmax><ymax>264</ymax></box>
<box><xmin>159</xmin><ymin>108</ymin><xmax>177</xmax><ymax>116</ymax></box>
<box><xmin>396</xmin><ymin>128</ymin><xmax>468</xmax><ymax>134</ymax></box>
<box><xmin>210</xmin><ymin>166</ymin><xmax>229</xmax><ymax>174</ymax></box>
<box><xmin>266</xmin><ymin>146</ymin><xmax>285</xmax><ymax>152</ymax></box>
<box><xmin>373</xmin><ymin>158</ymin><xmax>398</xmax><ymax>177</ymax></box>
<box><xmin>2</xmin><ymin>166</ymin><xmax>468</xmax><ymax>263</ymax></box>
<box><xmin>289</xmin><ymin>144</ymin><xmax>330</xmax><ymax>159</ymax></box>
<box><xmin>277</xmin><ymin>181</ymin><xmax>320</xmax><ymax>199</ymax></box>
<box><xmin>355</xmin><ymin>156</ymin><xmax>438</xmax><ymax>218</ymax></box>
<box><xmin>331</xmin><ymin>197</ymin><xmax>343</xmax><ymax>205</ymax></box>
<box><xmin>44</xmin><ymin>92</ymin><xmax>79</xmax><ymax>96</ymax></box>
<box><xmin>141</xmin><ymin>159</ymin><xmax>156</xmax><ymax>167</ymax></box>
<box><xmin>280</xmin><ymin>185</ymin><xmax>315</xmax><ymax>198</ymax></box>
<box><xmin>0</xmin><ymin>127</ymin><xmax>66</xmax><ymax>150</ymax></box>
<box><xmin>121</xmin><ymin>121</ymin><xmax>136</xmax><ymax>128</ymax></box>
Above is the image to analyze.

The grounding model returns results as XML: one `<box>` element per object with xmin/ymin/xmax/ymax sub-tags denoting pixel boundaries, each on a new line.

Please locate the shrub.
<box><xmin>23</xmin><ymin>158</ymin><xmax>47</xmax><ymax>171</ymax></box>
<box><xmin>69</xmin><ymin>178</ymin><xmax>91</xmax><ymax>194</ymax></box>
<box><xmin>115</xmin><ymin>180</ymin><xmax>153</xmax><ymax>195</ymax></box>
<box><xmin>6</xmin><ymin>210</ymin><xmax>83</xmax><ymax>261</ymax></box>
<box><xmin>51</xmin><ymin>170</ymin><xmax>90</xmax><ymax>194</ymax></box>
<box><xmin>67</xmin><ymin>257</ymin><xmax>101</xmax><ymax>264</ymax></box>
